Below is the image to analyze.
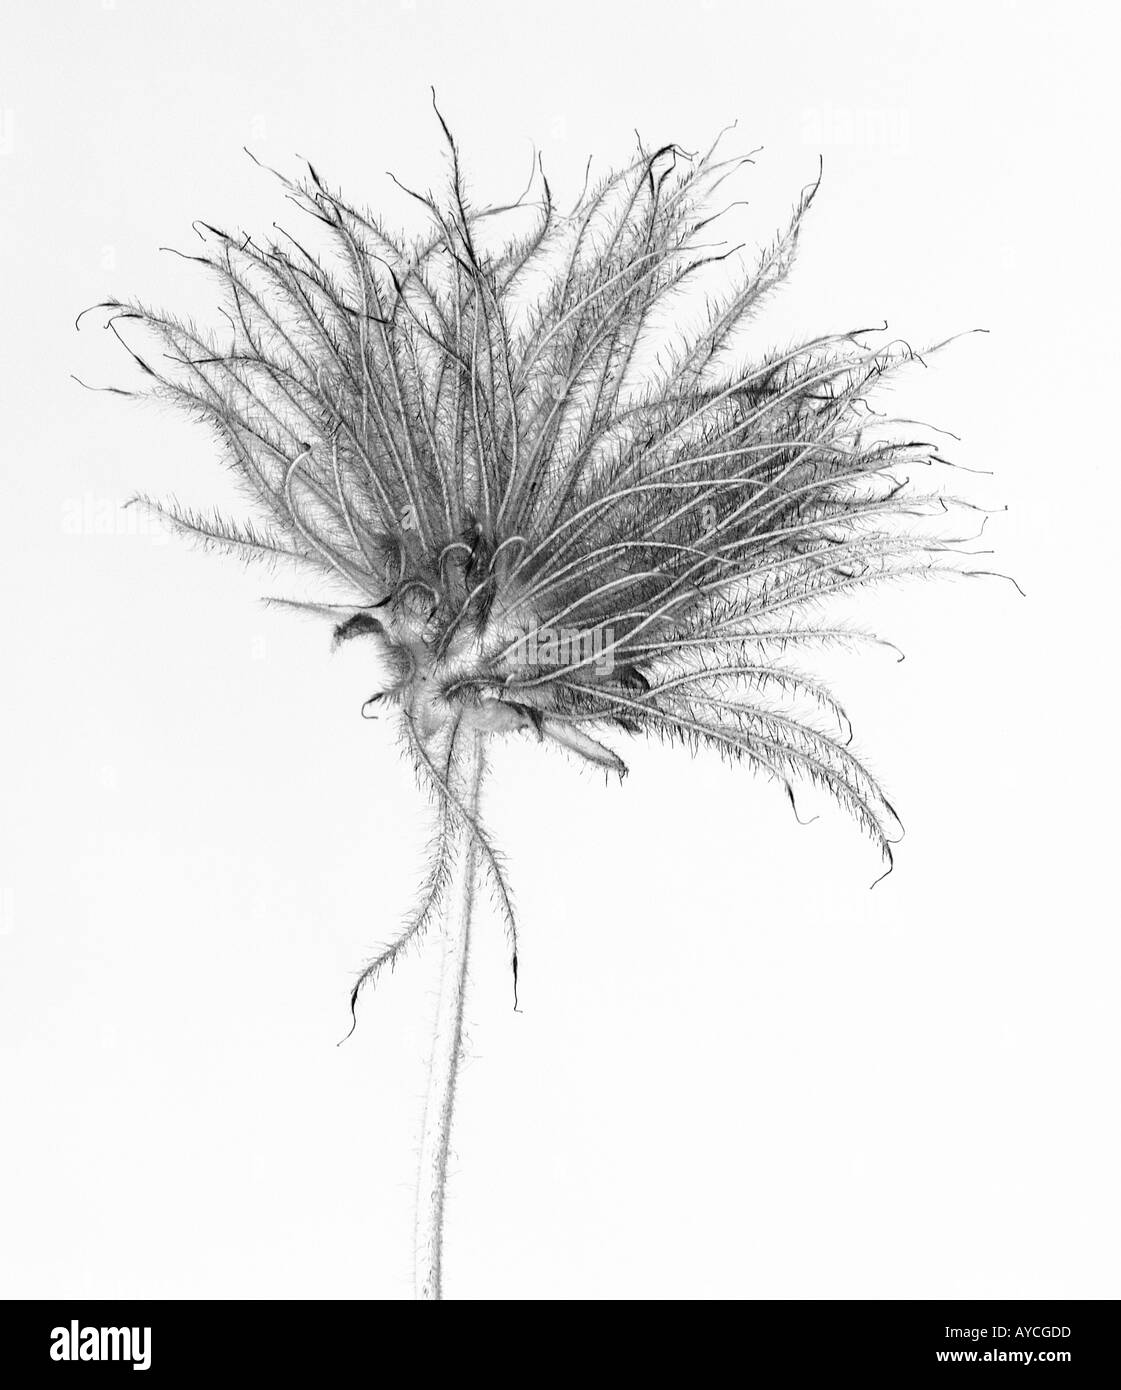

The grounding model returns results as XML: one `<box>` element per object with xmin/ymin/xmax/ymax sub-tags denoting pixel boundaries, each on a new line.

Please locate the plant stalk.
<box><xmin>414</xmin><ymin>727</ymin><xmax>485</xmax><ymax>1300</ymax></box>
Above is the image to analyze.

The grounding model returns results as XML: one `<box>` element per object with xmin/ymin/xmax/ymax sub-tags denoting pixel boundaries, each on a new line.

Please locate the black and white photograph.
<box><xmin>0</xmin><ymin>0</ymin><xmax>1116</xmax><ymax>1367</ymax></box>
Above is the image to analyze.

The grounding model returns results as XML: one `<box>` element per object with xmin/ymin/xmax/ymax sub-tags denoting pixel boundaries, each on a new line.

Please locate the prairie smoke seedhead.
<box><xmin>89</xmin><ymin>111</ymin><xmax>993</xmax><ymax>993</ymax></box>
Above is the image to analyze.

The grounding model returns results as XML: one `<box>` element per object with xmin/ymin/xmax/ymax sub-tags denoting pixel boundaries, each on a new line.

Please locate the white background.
<box><xmin>1</xmin><ymin>1</ymin><xmax>1118</xmax><ymax>1300</ymax></box>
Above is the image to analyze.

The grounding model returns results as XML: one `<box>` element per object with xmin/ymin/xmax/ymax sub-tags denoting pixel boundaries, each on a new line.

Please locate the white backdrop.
<box><xmin>1</xmin><ymin>0</ymin><xmax>1117</xmax><ymax>1300</ymax></box>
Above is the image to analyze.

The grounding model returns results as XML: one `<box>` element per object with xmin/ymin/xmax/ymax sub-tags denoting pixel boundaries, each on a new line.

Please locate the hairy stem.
<box><xmin>414</xmin><ymin>727</ymin><xmax>485</xmax><ymax>1300</ymax></box>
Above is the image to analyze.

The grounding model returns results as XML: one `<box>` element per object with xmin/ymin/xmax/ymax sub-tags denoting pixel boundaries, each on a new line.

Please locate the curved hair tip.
<box><xmin>337</xmin><ymin>990</ymin><xmax>361</xmax><ymax>1047</ymax></box>
<box><xmin>868</xmin><ymin>858</ymin><xmax>894</xmax><ymax>891</ymax></box>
